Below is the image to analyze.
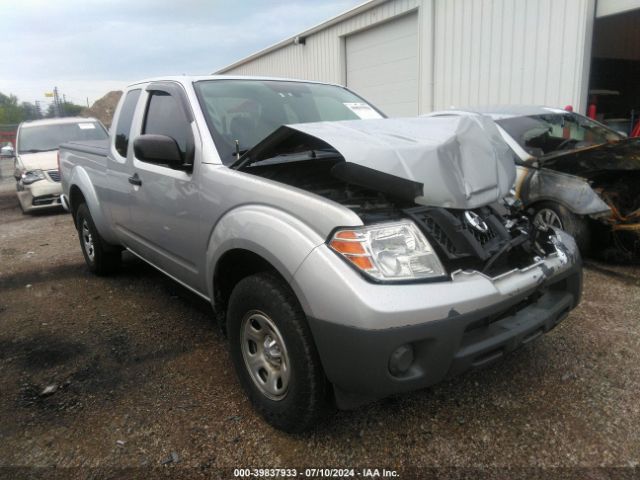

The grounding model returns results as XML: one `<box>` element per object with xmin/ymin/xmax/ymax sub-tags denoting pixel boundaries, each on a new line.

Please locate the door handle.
<box><xmin>128</xmin><ymin>173</ymin><xmax>142</xmax><ymax>186</ymax></box>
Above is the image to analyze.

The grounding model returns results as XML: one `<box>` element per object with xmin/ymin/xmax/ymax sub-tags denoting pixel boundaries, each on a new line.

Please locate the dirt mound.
<box><xmin>81</xmin><ymin>90</ymin><xmax>122</xmax><ymax>128</ymax></box>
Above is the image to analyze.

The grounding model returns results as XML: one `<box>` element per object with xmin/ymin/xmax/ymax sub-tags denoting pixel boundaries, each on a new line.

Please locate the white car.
<box><xmin>0</xmin><ymin>144</ymin><xmax>14</xmax><ymax>157</ymax></box>
<box><xmin>14</xmin><ymin>117</ymin><xmax>108</xmax><ymax>213</ymax></box>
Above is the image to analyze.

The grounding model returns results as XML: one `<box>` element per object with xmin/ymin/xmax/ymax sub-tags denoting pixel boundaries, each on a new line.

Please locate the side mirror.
<box><xmin>133</xmin><ymin>134</ymin><xmax>191</xmax><ymax>170</ymax></box>
<box><xmin>1</xmin><ymin>146</ymin><xmax>14</xmax><ymax>157</ymax></box>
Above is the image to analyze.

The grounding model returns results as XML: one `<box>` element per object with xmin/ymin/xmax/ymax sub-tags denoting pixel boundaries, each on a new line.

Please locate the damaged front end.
<box><xmin>234</xmin><ymin>116</ymin><xmax>572</xmax><ymax>279</ymax></box>
<box><xmin>531</xmin><ymin>139</ymin><xmax>640</xmax><ymax>259</ymax></box>
<box><xmin>403</xmin><ymin>203</ymin><xmax>563</xmax><ymax>278</ymax></box>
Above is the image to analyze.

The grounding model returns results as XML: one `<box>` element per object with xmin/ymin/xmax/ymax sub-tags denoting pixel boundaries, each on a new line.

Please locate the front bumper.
<box><xmin>293</xmin><ymin>231</ymin><xmax>582</xmax><ymax>407</ymax></box>
<box><xmin>16</xmin><ymin>179</ymin><xmax>63</xmax><ymax>212</ymax></box>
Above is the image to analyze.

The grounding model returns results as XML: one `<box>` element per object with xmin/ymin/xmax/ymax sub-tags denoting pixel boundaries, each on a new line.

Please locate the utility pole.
<box><xmin>53</xmin><ymin>87</ymin><xmax>60</xmax><ymax>117</ymax></box>
<box><xmin>61</xmin><ymin>93</ymin><xmax>67</xmax><ymax>117</ymax></box>
<box><xmin>35</xmin><ymin>100</ymin><xmax>42</xmax><ymax>118</ymax></box>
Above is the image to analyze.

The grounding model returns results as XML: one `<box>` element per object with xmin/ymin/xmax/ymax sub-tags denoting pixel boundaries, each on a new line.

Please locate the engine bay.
<box><xmin>244</xmin><ymin>156</ymin><xmax>559</xmax><ymax>277</ymax></box>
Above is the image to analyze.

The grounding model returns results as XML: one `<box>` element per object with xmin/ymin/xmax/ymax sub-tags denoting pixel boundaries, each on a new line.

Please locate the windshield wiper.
<box><xmin>231</xmin><ymin>148</ymin><xmax>338</xmax><ymax>170</ymax></box>
<box><xmin>246</xmin><ymin>149</ymin><xmax>338</xmax><ymax>167</ymax></box>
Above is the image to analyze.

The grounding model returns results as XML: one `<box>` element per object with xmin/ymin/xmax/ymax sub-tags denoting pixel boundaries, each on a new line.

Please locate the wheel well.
<box><xmin>213</xmin><ymin>249</ymin><xmax>280</xmax><ymax>331</ymax></box>
<box><xmin>69</xmin><ymin>186</ymin><xmax>86</xmax><ymax>224</ymax></box>
<box><xmin>525</xmin><ymin>199</ymin><xmax>579</xmax><ymax>216</ymax></box>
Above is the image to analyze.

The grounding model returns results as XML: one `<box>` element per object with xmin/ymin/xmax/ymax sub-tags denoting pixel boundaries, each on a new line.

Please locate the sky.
<box><xmin>0</xmin><ymin>0</ymin><xmax>363</xmax><ymax>108</ymax></box>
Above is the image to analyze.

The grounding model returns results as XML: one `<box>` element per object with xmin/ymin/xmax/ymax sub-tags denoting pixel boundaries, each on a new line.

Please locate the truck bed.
<box><xmin>60</xmin><ymin>139</ymin><xmax>109</xmax><ymax>157</ymax></box>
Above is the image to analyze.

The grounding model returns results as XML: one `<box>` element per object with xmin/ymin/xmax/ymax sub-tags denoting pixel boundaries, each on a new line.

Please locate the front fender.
<box><xmin>205</xmin><ymin>205</ymin><xmax>327</xmax><ymax>314</ymax></box>
<box><xmin>521</xmin><ymin>168</ymin><xmax>611</xmax><ymax>216</ymax></box>
<box><xmin>67</xmin><ymin>166</ymin><xmax>119</xmax><ymax>244</ymax></box>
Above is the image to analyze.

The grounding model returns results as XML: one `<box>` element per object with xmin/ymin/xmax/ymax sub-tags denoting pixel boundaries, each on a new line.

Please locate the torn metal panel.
<box><xmin>238</xmin><ymin>116</ymin><xmax>516</xmax><ymax>210</ymax></box>
<box><xmin>520</xmin><ymin>168</ymin><xmax>611</xmax><ymax>216</ymax></box>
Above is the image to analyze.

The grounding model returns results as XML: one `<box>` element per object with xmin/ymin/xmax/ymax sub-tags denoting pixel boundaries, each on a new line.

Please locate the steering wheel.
<box><xmin>556</xmin><ymin>138</ymin><xmax>577</xmax><ymax>150</ymax></box>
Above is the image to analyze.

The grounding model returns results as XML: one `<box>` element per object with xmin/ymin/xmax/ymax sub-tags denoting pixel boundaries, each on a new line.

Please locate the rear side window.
<box><xmin>143</xmin><ymin>91</ymin><xmax>191</xmax><ymax>157</ymax></box>
<box><xmin>114</xmin><ymin>89</ymin><xmax>141</xmax><ymax>157</ymax></box>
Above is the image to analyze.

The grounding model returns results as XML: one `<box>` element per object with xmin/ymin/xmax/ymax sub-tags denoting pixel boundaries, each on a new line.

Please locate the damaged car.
<box><xmin>59</xmin><ymin>77</ymin><xmax>582</xmax><ymax>432</ymax></box>
<box><xmin>14</xmin><ymin>117</ymin><xmax>109</xmax><ymax>213</ymax></box>
<box><xmin>431</xmin><ymin>107</ymin><xmax>640</xmax><ymax>260</ymax></box>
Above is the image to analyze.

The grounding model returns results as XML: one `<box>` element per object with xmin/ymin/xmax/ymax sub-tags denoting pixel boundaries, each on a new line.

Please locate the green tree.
<box><xmin>20</xmin><ymin>101</ymin><xmax>41</xmax><ymax>121</ymax></box>
<box><xmin>45</xmin><ymin>101</ymin><xmax>85</xmax><ymax>118</ymax></box>
<box><xmin>0</xmin><ymin>92</ymin><xmax>42</xmax><ymax>123</ymax></box>
<box><xmin>0</xmin><ymin>93</ymin><xmax>23</xmax><ymax>123</ymax></box>
<box><xmin>61</xmin><ymin>102</ymin><xmax>84</xmax><ymax>117</ymax></box>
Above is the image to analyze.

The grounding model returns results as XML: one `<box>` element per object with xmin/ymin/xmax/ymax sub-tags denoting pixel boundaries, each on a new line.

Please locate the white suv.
<box><xmin>14</xmin><ymin>117</ymin><xmax>108</xmax><ymax>213</ymax></box>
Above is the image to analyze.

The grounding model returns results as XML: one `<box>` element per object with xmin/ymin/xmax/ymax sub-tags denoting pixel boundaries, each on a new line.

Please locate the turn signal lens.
<box><xmin>348</xmin><ymin>255</ymin><xmax>374</xmax><ymax>271</ymax></box>
<box><xmin>329</xmin><ymin>239</ymin><xmax>366</xmax><ymax>255</ymax></box>
<box><xmin>329</xmin><ymin>230</ymin><xmax>374</xmax><ymax>272</ymax></box>
<box><xmin>335</xmin><ymin>231</ymin><xmax>359</xmax><ymax>240</ymax></box>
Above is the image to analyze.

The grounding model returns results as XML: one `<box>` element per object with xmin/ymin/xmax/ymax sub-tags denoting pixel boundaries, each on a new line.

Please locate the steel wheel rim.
<box><xmin>240</xmin><ymin>310</ymin><xmax>290</xmax><ymax>401</ymax></box>
<box><xmin>81</xmin><ymin>219</ymin><xmax>95</xmax><ymax>261</ymax></box>
<box><xmin>534</xmin><ymin>208</ymin><xmax>563</xmax><ymax>230</ymax></box>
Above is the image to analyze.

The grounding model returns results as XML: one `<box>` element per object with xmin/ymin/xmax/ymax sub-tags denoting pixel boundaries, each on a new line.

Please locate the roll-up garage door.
<box><xmin>345</xmin><ymin>13</ymin><xmax>419</xmax><ymax>117</ymax></box>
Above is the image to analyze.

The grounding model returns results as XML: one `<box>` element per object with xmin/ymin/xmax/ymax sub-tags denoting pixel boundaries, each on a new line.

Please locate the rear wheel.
<box><xmin>227</xmin><ymin>272</ymin><xmax>327</xmax><ymax>432</ymax></box>
<box><xmin>76</xmin><ymin>203</ymin><xmax>121</xmax><ymax>275</ymax></box>
<box><xmin>532</xmin><ymin>201</ymin><xmax>591</xmax><ymax>254</ymax></box>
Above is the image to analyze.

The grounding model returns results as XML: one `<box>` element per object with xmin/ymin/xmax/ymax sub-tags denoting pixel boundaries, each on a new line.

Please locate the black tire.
<box><xmin>227</xmin><ymin>272</ymin><xmax>327</xmax><ymax>432</ymax></box>
<box><xmin>531</xmin><ymin>201</ymin><xmax>591</xmax><ymax>254</ymax></box>
<box><xmin>76</xmin><ymin>203</ymin><xmax>121</xmax><ymax>275</ymax></box>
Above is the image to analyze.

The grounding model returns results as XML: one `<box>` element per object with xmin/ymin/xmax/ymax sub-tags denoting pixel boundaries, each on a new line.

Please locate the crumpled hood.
<box><xmin>240</xmin><ymin>116</ymin><xmax>516</xmax><ymax>209</ymax></box>
<box><xmin>18</xmin><ymin>151</ymin><xmax>58</xmax><ymax>171</ymax></box>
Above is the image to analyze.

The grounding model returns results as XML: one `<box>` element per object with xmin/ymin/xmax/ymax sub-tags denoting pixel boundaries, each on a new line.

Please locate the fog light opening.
<box><xmin>389</xmin><ymin>344</ymin><xmax>414</xmax><ymax>376</ymax></box>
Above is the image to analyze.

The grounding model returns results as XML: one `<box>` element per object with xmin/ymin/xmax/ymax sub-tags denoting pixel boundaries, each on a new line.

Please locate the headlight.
<box><xmin>21</xmin><ymin>169</ymin><xmax>46</xmax><ymax>185</ymax></box>
<box><xmin>328</xmin><ymin>220</ymin><xmax>446</xmax><ymax>281</ymax></box>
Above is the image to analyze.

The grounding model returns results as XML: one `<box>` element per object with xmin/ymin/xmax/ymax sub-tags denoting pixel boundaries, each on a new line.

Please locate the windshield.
<box><xmin>18</xmin><ymin>121</ymin><xmax>108</xmax><ymax>153</ymax></box>
<box><xmin>194</xmin><ymin>79</ymin><xmax>384</xmax><ymax>164</ymax></box>
<box><xmin>496</xmin><ymin>113</ymin><xmax>623</xmax><ymax>158</ymax></box>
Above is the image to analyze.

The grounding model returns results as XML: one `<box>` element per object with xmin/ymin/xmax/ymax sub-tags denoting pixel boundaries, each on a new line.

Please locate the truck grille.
<box><xmin>460</xmin><ymin>218</ymin><xmax>497</xmax><ymax>246</ymax></box>
<box><xmin>404</xmin><ymin>205</ymin><xmax>547</xmax><ymax>277</ymax></box>
<box><xmin>405</xmin><ymin>206</ymin><xmax>509</xmax><ymax>261</ymax></box>
<box><xmin>419</xmin><ymin>213</ymin><xmax>457</xmax><ymax>254</ymax></box>
<box><xmin>47</xmin><ymin>170</ymin><xmax>61</xmax><ymax>182</ymax></box>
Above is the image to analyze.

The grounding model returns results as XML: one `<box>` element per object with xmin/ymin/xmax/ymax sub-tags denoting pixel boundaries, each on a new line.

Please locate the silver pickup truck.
<box><xmin>59</xmin><ymin>76</ymin><xmax>582</xmax><ymax>432</ymax></box>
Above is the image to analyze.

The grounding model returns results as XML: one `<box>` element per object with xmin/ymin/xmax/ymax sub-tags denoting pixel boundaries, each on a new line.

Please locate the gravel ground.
<box><xmin>0</xmin><ymin>183</ymin><xmax>639</xmax><ymax>479</ymax></box>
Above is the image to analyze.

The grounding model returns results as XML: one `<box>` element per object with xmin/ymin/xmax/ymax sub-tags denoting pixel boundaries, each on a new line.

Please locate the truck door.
<box><xmin>127</xmin><ymin>83</ymin><xmax>203</xmax><ymax>291</ymax></box>
<box><xmin>102</xmin><ymin>88</ymin><xmax>141</xmax><ymax>235</ymax></box>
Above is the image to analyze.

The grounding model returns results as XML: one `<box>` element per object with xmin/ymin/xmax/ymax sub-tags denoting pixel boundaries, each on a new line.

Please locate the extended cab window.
<box><xmin>142</xmin><ymin>91</ymin><xmax>192</xmax><ymax>159</ymax></box>
<box><xmin>114</xmin><ymin>89</ymin><xmax>141</xmax><ymax>157</ymax></box>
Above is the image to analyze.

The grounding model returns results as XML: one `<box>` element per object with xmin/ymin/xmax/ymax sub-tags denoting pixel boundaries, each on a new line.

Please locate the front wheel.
<box><xmin>76</xmin><ymin>203</ymin><xmax>121</xmax><ymax>275</ymax></box>
<box><xmin>532</xmin><ymin>201</ymin><xmax>591</xmax><ymax>254</ymax></box>
<box><xmin>227</xmin><ymin>272</ymin><xmax>327</xmax><ymax>432</ymax></box>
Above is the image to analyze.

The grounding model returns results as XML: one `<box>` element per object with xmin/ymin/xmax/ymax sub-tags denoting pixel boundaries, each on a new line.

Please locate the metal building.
<box><xmin>215</xmin><ymin>0</ymin><xmax>640</xmax><ymax>124</ymax></box>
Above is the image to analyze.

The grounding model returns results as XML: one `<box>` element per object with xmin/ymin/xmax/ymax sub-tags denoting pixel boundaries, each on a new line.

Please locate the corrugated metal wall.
<box><xmin>219</xmin><ymin>0</ymin><xmax>596</xmax><ymax>113</ymax></box>
<box><xmin>433</xmin><ymin>0</ymin><xmax>594</xmax><ymax>112</ymax></box>
<box><xmin>220</xmin><ymin>0</ymin><xmax>419</xmax><ymax>84</ymax></box>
